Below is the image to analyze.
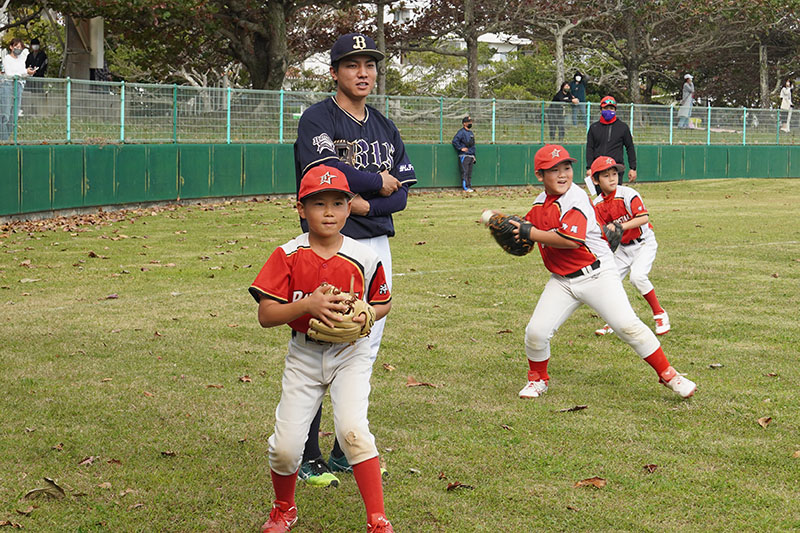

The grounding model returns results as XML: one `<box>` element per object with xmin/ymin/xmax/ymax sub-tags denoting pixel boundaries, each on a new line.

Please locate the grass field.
<box><xmin>1</xmin><ymin>179</ymin><xmax>799</xmax><ymax>532</ymax></box>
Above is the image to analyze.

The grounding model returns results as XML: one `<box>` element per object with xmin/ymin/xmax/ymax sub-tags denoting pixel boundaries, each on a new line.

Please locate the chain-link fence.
<box><xmin>2</xmin><ymin>75</ymin><xmax>799</xmax><ymax>146</ymax></box>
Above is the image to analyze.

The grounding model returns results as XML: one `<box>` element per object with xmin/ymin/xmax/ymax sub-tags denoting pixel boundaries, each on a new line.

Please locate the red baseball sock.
<box><xmin>644</xmin><ymin>347</ymin><xmax>670</xmax><ymax>377</ymax></box>
<box><xmin>270</xmin><ymin>469</ymin><xmax>297</xmax><ymax>507</ymax></box>
<box><xmin>352</xmin><ymin>456</ymin><xmax>385</xmax><ymax>520</ymax></box>
<box><xmin>642</xmin><ymin>289</ymin><xmax>664</xmax><ymax>315</ymax></box>
<box><xmin>528</xmin><ymin>359</ymin><xmax>550</xmax><ymax>382</ymax></box>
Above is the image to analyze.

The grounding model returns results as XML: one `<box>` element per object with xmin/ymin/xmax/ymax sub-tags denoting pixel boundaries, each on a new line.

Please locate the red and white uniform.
<box><xmin>249</xmin><ymin>233</ymin><xmax>390</xmax><ymax>475</ymax></box>
<box><xmin>593</xmin><ymin>185</ymin><xmax>658</xmax><ymax>296</ymax></box>
<box><xmin>522</xmin><ymin>183</ymin><xmax>661</xmax><ymax>363</ymax></box>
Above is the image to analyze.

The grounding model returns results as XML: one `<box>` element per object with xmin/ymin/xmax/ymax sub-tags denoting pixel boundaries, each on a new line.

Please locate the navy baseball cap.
<box><xmin>330</xmin><ymin>33</ymin><xmax>385</xmax><ymax>64</ymax></box>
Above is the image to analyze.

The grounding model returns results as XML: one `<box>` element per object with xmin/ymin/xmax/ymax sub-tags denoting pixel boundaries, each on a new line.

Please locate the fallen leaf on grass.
<box><xmin>408</xmin><ymin>468</ymin><xmax>421</xmax><ymax>475</ymax></box>
<box><xmin>566</xmin><ymin>505</ymin><xmax>579</xmax><ymax>511</ymax></box>
<box><xmin>771</xmin><ymin>273</ymin><xmax>779</xmax><ymax>278</ymax></box>
<box><xmin>19</xmin><ymin>260</ymin><xmax>31</xmax><ymax>267</ymax></box>
<box><xmin>239</xmin><ymin>375</ymin><xmax>252</xmax><ymax>383</ymax></box>
<box><xmin>107</xmin><ymin>459</ymin><xmax>122</xmax><ymax>465</ymax></box>
<box><xmin>757</xmin><ymin>417</ymin><xmax>772</xmax><ymax>429</ymax></box>
<box><xmin>643</xmin><ymin>464</ymin><xmax>658</xmax><ymax>473</ymax></box>
<box><xmin>128</xmin><ymin>503</ymin><xmax>144</xmax><ymax>510</ymax></box>
<box><xmin>0</xmin><ymin>520</ymin><xmax>23</xmax><ymax>528</ymax></box>
<box><xmin>709</xmin><ymin>363</ymin><xmax>723</xmax><ymax>369</ymax></box>
<box><xmin>406</xmin><ymin>376</ymin><xmax>438</xmax><ymax>388</ymax></box>
<box><xmin>382</xmin><ymin>363</ymin><xmax>396</xmax><ymax>371</ymax></box>
<box><xmin>496</xmin><ymin>329</ymin><xmax>512</xmax><ymax>334</ymax></box>
<box><xmin>206</xmin><ymin>384</ymin><xmax>224</xmax><ymax>389</ymax></box>
<box><xmin>24</xmin><ymin>477</ymin><xmax>66</xmax><ymax>500</ymax></box>
<box><xmin>318</xmin><ymin>431</ymin><xmax>334</xmax><ymax>437</ymax></box>
<box><xmin>438</xmin><ymin>472</ymin><xmax>447</xmax><ymax>480</ymax></box>
<box><xmin>500</xmin><ymin>424</ymin><xmax>513</xmax><ymax>431</ymax></box>
<box><xmin>51</xmin><ymin>443</ymin><xmax>63</xmax><ymax>451</ymax></box>
<box><xmin>78</xmin><ymin>456</ymin><xmax>98</xmax><ymax>466</ymax></box>
<box><xmin>118</xmin><ymin>489</ymin><xmax>134</xmax><ymax>497</ymax></box>
<box><xmin>161</xmin><ymin>451</ymin><xmax>176</xmax><ymax>457</ymax></box>
<box><xmin>16</xmin><ymin>506</ymin><xmax>35</xmax><ymax>516</ymax></box>
<box><xmin>142</xmin><ymin>391</ymin><xmax>154</xmax><ymax>397</ymax></box>
<box><xmin>153</xmin><ymin>331</ymin><xmax>162</xmax><ymax>337</ymax></box>
<box><xmin>415</xmin><ymin>241</ymin><xmax>426</xmax><ymax>245</ymax></box>
<box><xmin>446</xmin><ymin>481</ymin><xmax>474</xmax><ymax>491</ymax></box>
<box><xmin>574</xmin><ymin>477</ymin><xmax>606</xmax><ymax>488</ymax></box>
<box><xmin>558</xmin><ymin>405</ymin><xmax>588</xmax><ymax>413</ymax></box>
<box><xmin>97</xmin><ymin>482</ymin><xmax>112</xmax><ymax>489</ymax></box>
<box><xmin>19</xmin><ymin>278</ymin><xmax>41</xmax><ymax>283</ymax></box>
<box><xmin>105</xmin><ymin>294</ymin><xmax>119</xmax><ymax>300</ymax></box>
<box><xmin>765</xmin><ymin>372</ymin><xmax>778</xmax><ymax>377</ymax></box>
<box><xmin>792</xmin><ymin>451</ymin><xmax>800</xmax><ymax>459</ymax></box>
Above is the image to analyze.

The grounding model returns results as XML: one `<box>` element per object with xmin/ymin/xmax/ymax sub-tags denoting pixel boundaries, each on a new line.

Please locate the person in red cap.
<box><xmin>509</xmin><ymin>145</ymin><xmax>695</xmax><ymax>401</ymax></box>
<box><xmin>585</xmin><ymin>95</ymin><xmax>637</xmax><ymax>191</ymax></box>
<box><xmin>589</xmin><ymin>156</ymin><xmax>670</xmax><ymax>337</ymax></box>
<box><xmin>250</xmin><ymin>164</ymin><xmax>394</xmax><ymax>533</ymax></box>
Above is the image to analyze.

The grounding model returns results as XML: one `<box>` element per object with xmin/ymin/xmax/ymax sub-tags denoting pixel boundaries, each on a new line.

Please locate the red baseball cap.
<box><xmin>600</xmin><ymin>96</ymin><xmax>617</xmax><ymax>108</ymax></box>
<box><xmin>534</xmin><ymin>144</ymin><xmax>577</xmax><ymax>171</ymax></box>
<box><xmin>298</xmin><ymin>165</ymin><xmax>355</xmax><ymax>201</ymax></box>
<box><xmin>590</xmin><ymin>156</ymin><xmax>624</xmax><ymax>176</ymax></box>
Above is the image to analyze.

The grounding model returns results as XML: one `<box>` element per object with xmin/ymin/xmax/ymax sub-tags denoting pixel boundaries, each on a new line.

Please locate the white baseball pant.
<box><xmin>356</xmin><ymin>234</ymin><xmax>392</xmax><ymax>363</ymax></box>
<box><xmin>525</xmin><ymin>263</ymin><xmax>661</xmax><ymax>362</ymax></box>
<box><xmin>614</xmin><ymin>237</ymin><xmax>657</xmax><ymax>296</ymax></box>
<box><xmin>269</xmin><ymin>334</ymin><xmax>378</xmax><ymax>475</ymax></box>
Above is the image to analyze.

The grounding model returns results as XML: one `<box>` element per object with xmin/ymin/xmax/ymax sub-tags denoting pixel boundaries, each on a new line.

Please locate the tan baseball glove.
<box><xmin>307</xmin><ymin>286</ymin><xmax>376</xmax><ymax>344</ymax></box>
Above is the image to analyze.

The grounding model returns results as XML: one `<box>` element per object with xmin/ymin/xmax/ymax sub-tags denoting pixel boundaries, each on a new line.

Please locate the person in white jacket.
<box><xmin>780</xmin><ymin>79</ymin><xmax>793</xmax><ymax>133</ymax></box>
<box><xmin>1</xmin><ymin>38</ymin><xmax>35</xmax><ymax>141</ymax></box>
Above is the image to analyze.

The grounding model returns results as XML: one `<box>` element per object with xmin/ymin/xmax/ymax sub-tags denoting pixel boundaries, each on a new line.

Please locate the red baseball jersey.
<box><xmin>525</xmin><ymin>183</ymin><xmax>613</xmax><ymax>276</ymax></box>
<box><xmin>249</xmin><ymin>233</ymin><xmax>390</xmax><ymax>333</ymax></box>
<box><xmin>592</xmin><ymin>185</ymin><xmax>654</xmax><ymax>244</ymax></box>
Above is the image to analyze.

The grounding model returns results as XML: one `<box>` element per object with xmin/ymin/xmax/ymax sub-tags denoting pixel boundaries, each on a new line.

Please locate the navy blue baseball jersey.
<box><xmin>295</xmin><ymin>96</ymin><xmax>417</xmax><ymax>239</ymax></box>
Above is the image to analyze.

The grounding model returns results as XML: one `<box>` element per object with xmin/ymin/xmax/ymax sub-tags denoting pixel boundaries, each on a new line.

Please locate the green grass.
<box><xmin>1</xmin><ymin>180</ymin><xmax>799</xmax><ymax>532</ymax></box>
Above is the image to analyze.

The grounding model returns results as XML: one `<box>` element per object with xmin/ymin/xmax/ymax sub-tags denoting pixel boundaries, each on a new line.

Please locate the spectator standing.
<box><xmin>569</xmin><ymin>72</ymin><xmax>587</xmax><ymax>126</ymax></box>
<box><xmin>585</xmin><ymin>95</ymin><xmax>637</xmax><ymax>191</ymax></box>
<box><xmin>25</xmin><ymin>38</ymin><xmax>47</xmax><ymax>85</ymax></box>
<box><xmin>677</xmin><ymin>74</ymin><xmax>694</xmax><ymax>129</ymax></box>
<box><xmin>1</xmin><ymin>38</ymin><xmax>35</xmax><ymax>141</ymax></box>
<box><xmin>452</xmin><ymin>115</ymin><xmax>476</xmax><ymax>192</ymax></box>
<box><xmin>550</xmin><ymin>81</ymin><xmax>577</xmax><ymax>142</ymax></box>
<box><xmin>780</xmin><ymin>79</ymin><xmax>793</xmax><ymax>133</ymax></box>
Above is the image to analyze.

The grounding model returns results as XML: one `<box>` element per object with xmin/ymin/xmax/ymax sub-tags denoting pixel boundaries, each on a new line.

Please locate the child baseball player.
<box><xmin>250</xmin><ymin>165</ymin><xmax>394</xmax><ymax>533</ymax></box>
<box><xmin>590</xmin><ymin>156</ymin><xmax>670</xmax><ymax>337</ymax></box>
<box><xmin>511</xmin><ymin>145</ymin><xmax>695</xmax><ymax>400</ymax></box>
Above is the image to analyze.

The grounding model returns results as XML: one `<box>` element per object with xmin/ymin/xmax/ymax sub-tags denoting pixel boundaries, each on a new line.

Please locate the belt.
<box><xmin>621</xmin><ymin>237</ymin><xmax>643</xmax><ymax>247</ymax></box>
<box><xmin>564</xmin><ymin>259</ymin><xmax>601</xmax><ymax>279</ymax></box>
<box><xmin>291</xmin><ymin>330</ymin><xmax>331</xmax><ymax>345</ymax></box>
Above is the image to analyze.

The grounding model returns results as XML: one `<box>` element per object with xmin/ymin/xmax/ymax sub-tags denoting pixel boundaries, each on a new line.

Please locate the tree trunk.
<box><xmin>376</xmin><ymin>0</ymin><xmax>386</xmax><ymax>95</ymax></box>
<box><xmin>554</xmin><ymin>30</ymin><xmax>565</xmax><ymax>91</ymax></box>
<box><xmin>464</xmin><ymin>0</ymin><xmax>479</xmax><ymax>99</ymax></box>
<box><xmin>624</xmin><ymin>17</ymin><xmax>642</xmax><ymax>104</ymax></box>
<box><xmin>232</xmin><ymin>1</ymin><xmax>288</xmax><ymax>90</ymax></box>
<box><xmin>759</xmin><ymin>40</ymin><xmax>769</xmax><ymax>108</ymax></box>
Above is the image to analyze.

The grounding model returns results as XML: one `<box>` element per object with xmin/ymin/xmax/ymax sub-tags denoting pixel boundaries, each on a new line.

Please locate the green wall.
<box><xmin>2</xmin><ymin>143</ymin><xmax>799</xmax><ymax>217</ymax></box>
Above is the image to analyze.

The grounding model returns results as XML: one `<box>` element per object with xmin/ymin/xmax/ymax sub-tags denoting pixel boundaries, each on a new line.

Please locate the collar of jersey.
<box><xmin>332</xmin><ymin>96</ymin><xmax>369</xmax><ymax>125</ymax></box>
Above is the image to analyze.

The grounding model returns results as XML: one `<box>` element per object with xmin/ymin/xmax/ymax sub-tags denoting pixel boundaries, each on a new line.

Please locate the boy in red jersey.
<box><xmin>590</xmin><ymin>156</ymin><xmax>670</xmax><ymax>337</ymax></box>
<box><xmin>510</xmin><ymin>145</ymin><xmax>695</xmax><ymax>400</ymax></box>
<box><xmin>250</xmin><ymin>165</ymin><xmax>394</xmax><ymax>533</ymax></box>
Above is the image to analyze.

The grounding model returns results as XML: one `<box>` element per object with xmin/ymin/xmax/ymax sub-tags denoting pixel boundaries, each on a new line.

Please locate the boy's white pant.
<box><xmin>525</xmin><ymin>264</ymin><xmax>660</xmax><ymax>362</ymax></box>
<box><xmin>269</xmin><ymin>335</ymin><xmax>377</xmax><ymax>475</ymax></box>
<box><xmin>356</xmin><ymin>235</ymin><xmax>392</xmax><ymax>363</ymax></box>
<box><xmin>613</xmin><ymin>237</ymin><xmax>657</xmax><ymax>296</ymax></box>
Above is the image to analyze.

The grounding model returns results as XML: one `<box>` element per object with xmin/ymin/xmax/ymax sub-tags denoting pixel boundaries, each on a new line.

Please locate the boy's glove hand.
<box><xmin>486</xmin><ymin>213</ymin><xmax>535</xmax><ymax>256</ymax></box>
<box><xmin>307</xmin><ymin>288</ymin><xmax>376</xmax><ymax>344</ymax></box>
<box><xmin>602</xmin><ymin>222</ymin><xmax>624</xmax><ymax>252</ymax></box>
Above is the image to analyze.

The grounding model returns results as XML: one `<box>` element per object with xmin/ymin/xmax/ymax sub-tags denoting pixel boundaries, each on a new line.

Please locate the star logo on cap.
<box><xmin>319</xmin><ymin>172</ymin><xmax>334</xmax><ymax>185</ymax></box>
<box><xmin>606</xmin><ymin>157</ymin><xmax>615</xmax><ymax>164</ymax></box>
<box><xmin>551</xmin><ymin>148</ymin><xmax>561</xmax><ymax>158</ymax></box>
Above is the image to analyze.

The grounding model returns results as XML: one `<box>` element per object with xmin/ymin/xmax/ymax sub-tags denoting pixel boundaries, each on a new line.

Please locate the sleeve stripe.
<box><xmin>248</xmin><ymin>286</ymin><xmax>288</xmax><ymax>304</ymax></box>
<box><xmin>302</xmin><ymin>156</ymin><xmax>339</xmax><ymax>175</ymax></box>
<box><xmin>398</xmin><ymin>177</ymin><xmax>417</xmax><ymax>185</ymax></box>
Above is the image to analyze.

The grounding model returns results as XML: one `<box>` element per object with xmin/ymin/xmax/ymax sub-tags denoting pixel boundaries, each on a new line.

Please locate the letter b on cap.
<box><xmin>352</xmin><ymin>35</ymin><xmax>367</xmax><ymax>50</ymax></box>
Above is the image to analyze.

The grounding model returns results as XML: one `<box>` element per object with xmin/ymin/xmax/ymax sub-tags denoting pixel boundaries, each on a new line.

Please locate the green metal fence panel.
<box><xmin>728</xmin><ymin>146</ymin><xmax>749</xmax><ymax>178</ymax></box>
<box><xmin>147</xmin><ymin>145</ymin><xmax>179</xmax><ymax>201</ymax></box>
<box><xmin>52</xmin><ymin>145</ymin><xmax>84</xmax><ymax>210</ymax></box>
<box><xmin>243</xmin><ymin>144</ymin><xmax>275</xmax><ymax>195</ymax></box>
<box><xmin>0</xmin><ymin>148</ymin><xmax>20</xmax><ymax>215</ymax></box>
<box><xmin>636</xmin><ymin>146</ymin><xmax>660</xmax><ymax>181</ymax></box>
<box><xmin>473</xmin><ymin>145</ymin><xmax>498</xmax><ymax>186</ymax></box>
<box><xmin>683</xmin><ymin>146</ymin><xmax>706</xmax><ymax>180</ymax></box>
<box><xmin>660</xmin><ymin>146</ymin><xmax>684</xmax><ymax>181</ymax></box>
<box><xmin>496</xmin><ymin>144</ymin><xmax>529</xmax><ymax>185</ymax></box>
<box><xmin>116</xmin><ymin>145</ymin><xmax>148</xmax><ymax>204</ymax></box>
<box><xmin>706</xmin><ymin>146</ymin><xmax>728</xmax><ymax>179</ymax></box>
<box><xmin>84</xmin><ymin>145</ymin><xmax>116</xmax><ymax>207</ymax></box>
<box><xmin>178</xmin><ymin>145</ymin><xmax>211</xmax><ymax>199</ymax></box>
<box><xmin>789</xmin><ymin>146</ymin><xmax>800</xmax><ymax>177</ymax></box>
<box><xmin>274</xmin><ymin>144</ymin><xmax>296</xmax><ymax>194</ymax></box>
<box><xmin>405</xmin><ymin>144</ymin><xmax>435</xmax><ymax>188</ymax></box>
<box><xmin>20</xmin><ymin>146</ymin><xmax>52</xmax><ymax>213</ymax></box>
<box><xmin>748</xmin><ymin>146</ymin><xmax>772</xmax><ymax>178</ymax></box>
<box><xmin>765</xmin><ymin>146</ymin><xmax>789</xmax><ymax>178</ymax></box>
<box><xmin>211</xmin><ymin>144</ymin><xmax>244</xmax><ymax>197</ymax></box>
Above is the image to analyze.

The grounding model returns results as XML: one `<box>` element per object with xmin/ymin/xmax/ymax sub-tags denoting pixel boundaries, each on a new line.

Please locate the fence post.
<box><xmin>66</xmin><ymin>77</ymin><xmax>71</xmax><ymax>143</ymax></box>
<box><xmin>586</xmin><ymin>101</ymin><xmax>591</xmax><ymax>131</ymax></box>
<box><xmin>492</xmin><ymin>98</ymin><xmax>496</xmax><ymax>144</ymax></box>
<box><xmin>669</xmin><ymin>105</ymin><xmax>673</xmax><ymax>145</ymax></box>
<box><xmin>385</xmin><ymin>94</ymin><xmax>389</xmax><ymax>117</ymax></box>
<box><xmin>629</xmin><ymin>104</ymin><xmax>634</xmax><ymax>137</ymax></box>
<box><xmin>439</xmin><ymin>97</ymin><xmax>443</xmax><ymax>143</ymax></box>
<box><xmin>172</xmin><ymin>85</ymin><xmax>178</xmax><ymax>143</ymax></box>
<box><xmin>12</xmin><ymin>77</ymin><xmax>18</xmax><ymax>144</ymax></box>
<box><xmin>120</xmin><ymin>81</ymin><xmax>125</xmax><ymax>143</ymax></box>
<box><xmin>540</xmin><ymin>101</ymin><xmax>545</xmax><ymax>144</ymax></box>
<box><xmin>776</xmin><ymin>109</ymin><xmax>781</xmax><ymax>144</ymax></box>
<box><xmin>279</xmin><ymin>89</ymin><xmax>284</xmax><ymax>144</ymax></box>
<box><xmin>742</xmin><ymin>108</ymin><xmax>747</xmax><ymax>146</ymax></box>
<box><xmin>706</xmin><ymin>105</ymin><xmax>710</xmax><ymax>145</ymax></box>
<box><xmin>226</xmin><ymin>86</ymin><xmax>232</xmax><ymax>144</ymax></box>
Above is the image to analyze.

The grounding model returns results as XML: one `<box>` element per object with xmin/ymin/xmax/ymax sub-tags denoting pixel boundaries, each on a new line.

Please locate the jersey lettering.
<box><xmin>351</xmin><ymin>139</ymin><xmax>394</xmax><ymax>170</ymax></box>
<box><xmin>291</xmin><ymin>290</ymin><xmax>305</xmax><ymax>302</ymax></box>
<box><xmin>378</xmin><ymin>283</ymin><xmax>389</xmax><ymax>295</ymax></box>
<box><xmin>352</xmin><ymin>35</ymin><xmax>367</xmax><ymax>50</ymax></box>
<box><xmin>312</xmin><ymin>133</ymin><xmax>335</xmax><ymax>154</ymax></box>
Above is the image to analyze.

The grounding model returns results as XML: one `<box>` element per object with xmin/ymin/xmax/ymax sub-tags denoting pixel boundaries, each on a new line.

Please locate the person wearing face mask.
<box><xmin>1</xmin><ymin>38</ymin><xmax>35</xmax><ymax>141</ymax></box>
<box><xmin>677</xmin><ymin>74</ymin><xmax>695</xmax><ymax>129</ymax></box>
<box><xmin>584</xmin><ymin>96</ymin><xmax>637</xmax><ymax>192</ymax></box>
<box><xmin>25</xmin><ymin>38</ymin><xmax>47</xmax><ymax>82</ymax></box>
<box><xmin>780</xmin><ymin>79</ymin><xmax>793</xmax><ymax>133</ymax></box>
<box><xmin>569</xmin><ymin>71</ymin><xmax>587</xmax><ymax>126</ymax></box>
<box><xmin>452</xmin><ymin>115</ymin><xmax>476</xmax><ymax>192</ymax></box>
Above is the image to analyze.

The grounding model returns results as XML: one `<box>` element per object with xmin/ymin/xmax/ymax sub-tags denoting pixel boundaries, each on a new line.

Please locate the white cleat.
<box><xmin>659</xmin><ymin>366</ymin><xmax>696</xmax><ymax>398</ymax></box>
<box><xmin>519</xmin><ymin>380</ymin><xmax>548</xmax><ymax>399</ymax></box>
<box><xmin>594</xmin><ymin>324</ymin><xmax>614</xmax><ymax>336</ymax></box>
<box><xmin>654</xmin><ymin>312</ymin><xmax>670</xmax><ymax>335</ymax></box>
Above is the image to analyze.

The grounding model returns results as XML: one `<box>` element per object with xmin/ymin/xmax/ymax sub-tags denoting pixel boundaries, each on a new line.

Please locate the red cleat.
<box><xmin>367</xmin><ymin>514</ymin><xmax>394</xmax><ymax>533</ymax></box>
<box><xmin>261</xmin><ymin>501</ymin><xmax>297</xmax><ymax>533</ymax></box>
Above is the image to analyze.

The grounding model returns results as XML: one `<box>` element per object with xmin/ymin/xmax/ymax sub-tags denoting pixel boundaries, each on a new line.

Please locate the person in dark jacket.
<box><xmin>569</xmin><ymin>71</ymin><xmax>587</xmax><ymax>126</ymax></box>
<box><xmin>585</xmin><ymin>95</ymin><xmax>637</xmax><ymax>191</ymax></box>
<box><xmin>25</xmin><ymin>38</ymin><xmax>47</xmax><ymax>77</ymax></box>
<box><xmin>452</xmin><ymin>115</ymin><xmax>476</xmax><ymax>192</ymax></box>
<box><xmin>550</xmin><ymin>81</ymin><xmax>577</xmax><ymax>142</ymax></box>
